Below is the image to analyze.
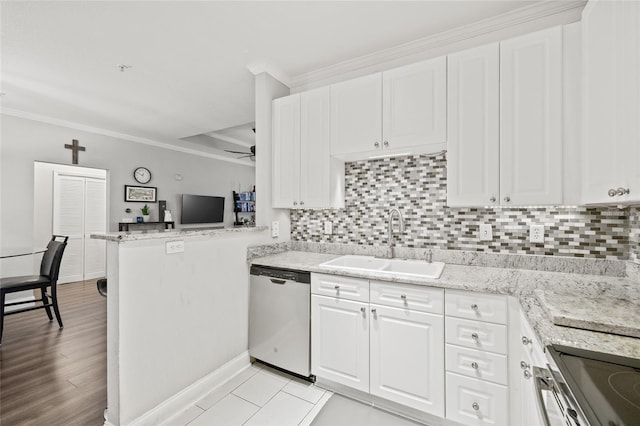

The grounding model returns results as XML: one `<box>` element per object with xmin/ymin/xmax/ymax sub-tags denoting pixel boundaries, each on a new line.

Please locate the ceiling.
<box><xmin>1</xmin><ymin>1</ymin><xmax>543</xmax><ymax>161</ymax></box>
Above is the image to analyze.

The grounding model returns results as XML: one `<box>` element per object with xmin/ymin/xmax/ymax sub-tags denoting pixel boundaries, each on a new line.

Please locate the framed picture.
<box><xmin>124</xmin><ymin>185</ymin><xmax>157</xmax><ymax>202</ymax></box>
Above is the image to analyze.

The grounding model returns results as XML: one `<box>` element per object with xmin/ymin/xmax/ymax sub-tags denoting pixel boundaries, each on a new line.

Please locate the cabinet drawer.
<box><xmin>445</xmin><ymin>344</ymin><xmax>508</xmax><ymax>385</ymax></box>
<box><xmin>311</xmin><ymin>273</ymin><xmax>369</xmax><ymax>302</ymax></box>
<box><xmin>446</xmin><ymin>317</ymin><xmax>508</xmax><ymax>355</ymax></box>
<box><xmin>370</xmin><ymin>281</ymin><xmax>443</xmax><ymax>314</ymax></box>
<box><xmin>445</xmin><ymin>290</ymin><xmax>507</xmax><ymax>324</ymax></box>
<box><xmin>445</xmin><ymin>372</ymin><xmax>509</xmax><ymax>426</ymax></box>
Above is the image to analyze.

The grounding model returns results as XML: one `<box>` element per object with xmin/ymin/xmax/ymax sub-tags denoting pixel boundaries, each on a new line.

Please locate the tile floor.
<box><xmin>168</xmin><ymin>363</ymin><xmax>332</xmax><ymax>426</ymax></box>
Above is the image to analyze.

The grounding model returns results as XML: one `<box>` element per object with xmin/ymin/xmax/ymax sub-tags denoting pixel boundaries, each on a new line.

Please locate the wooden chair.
<box><xmin>0</xmin><ymin>235</ymin><xmax>68</xmax><ymax>344</ymax></box>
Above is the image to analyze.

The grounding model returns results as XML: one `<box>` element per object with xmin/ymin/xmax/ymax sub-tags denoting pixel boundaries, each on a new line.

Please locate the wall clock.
<box><xmin>133</xmin><ymin>167</ymin><xmax>152</xmax><ymax>184</ymax></box>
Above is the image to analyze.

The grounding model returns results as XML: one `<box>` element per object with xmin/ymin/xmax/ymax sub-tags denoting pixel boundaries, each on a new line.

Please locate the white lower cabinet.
<box><xmin>445</xmin><ymin>372</ymin><xmax>509</xmax><ymax>426</ymax></box>
<box><xmin>311</xmin><ymin>294</ymin><xmax>369</xmax><ymax>393</ymax></box>
<box><xmin>370</xmin><ymin>304</ymin><xmax>444</xmax><ymax>415</ymax></box>
<box><xmin>311</xmin><ymin>273</ymin><xmax>445</xmax><ymax>418</ymax></box>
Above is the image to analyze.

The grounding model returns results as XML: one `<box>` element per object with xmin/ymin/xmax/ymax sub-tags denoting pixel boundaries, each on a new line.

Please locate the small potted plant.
<box><xmin>141</xmin><ymin>204</ymin><xmax>150</xmax><ymax>222</ymax></box>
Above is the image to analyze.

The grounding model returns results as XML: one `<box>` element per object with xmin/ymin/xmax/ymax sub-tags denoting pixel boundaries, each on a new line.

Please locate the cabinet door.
<box><xmin>500</xmin><ymin>27</ymin><xmax>563</xmax><ymax>205</ymax></box>
<box><xmin>300</xmin><ymin>87</ymin><xmax>330</xmax><ymax>208</ymax></box>
<box><xmin>53</xmin><ymin>173</ymin><xmax>85</xmax><ymax>284</ymax></box>
<box><xmin>383</xmin><ymin>57</ymin><xmax>446</xmax><ymax>152</ymax></box>
<box><xmin>272</xmin><ymin>94</ymin><xmax>301</xmax><ymax>208</ymax></box>
<box><xmin>583</xmin><ymin>0</ymin><xmax>640</xmax><ymax>204</ymax></box>
<box><xmin>447</xmin><ymin>43</ymin><xmax>500</xmax><ymax>207</ymax></box>
<box><xmin>83</xmin><ymin>178</ymin><xmax>106</xmax><ymax>280</ymax></box>
<box><xmin>311</xmin><ymin>295</ymin><xmax>369</xmax><ymax>392</ymax></box>
<box><xmin>330</xmin><ymin>73</ymin><xmax>382</xmax><ymax>158</ymax></box>
<box><xmin>370</xmin><ymin>304</ymin><xmax>444</xmax><ymax>416</ymax></box>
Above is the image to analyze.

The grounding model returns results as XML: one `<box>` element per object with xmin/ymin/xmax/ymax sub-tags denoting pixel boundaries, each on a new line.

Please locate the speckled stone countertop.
<box><xmin>91</xmin><ymin>225</ymin><xmax>268</xmax><ymax>242</ymax></box>
<box><xmin>250</xmin><ymin>250</ymin><xmax>640</xmax><ymax>359</ymax></box>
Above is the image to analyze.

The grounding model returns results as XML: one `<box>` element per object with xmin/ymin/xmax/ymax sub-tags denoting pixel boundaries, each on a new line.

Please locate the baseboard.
<box><xmin>106</xmin><ymin>351</ymin><xmax>251</xmax><ymax>426</ymax></box>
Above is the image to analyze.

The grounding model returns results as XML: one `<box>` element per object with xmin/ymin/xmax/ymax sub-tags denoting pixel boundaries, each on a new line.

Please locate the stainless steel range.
<box><xmin>535</xmin><ymin>345</ymin><xmax>640</xmax><ymax>426</ymax></box>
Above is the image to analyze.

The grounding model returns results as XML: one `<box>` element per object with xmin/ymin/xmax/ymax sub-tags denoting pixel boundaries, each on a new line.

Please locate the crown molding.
<box><xmin>288</xmin><ymin>0</ymin><xmax>587</xmax><ymax>91</ymax></box>
<box><xmin>246</xmin><ymin>61</ymin><xmax>292</xmax><ymax>88</ymax></box>
<box><xmin>1</xmin><ymin>108</ymin><xmax>255</xmax><ymax>168</ymax></box>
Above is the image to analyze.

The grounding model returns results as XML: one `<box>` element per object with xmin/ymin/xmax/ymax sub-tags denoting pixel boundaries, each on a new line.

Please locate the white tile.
<box><xmin>232</xmin><ymin>369</ymin><xmax>290</xmax><ymax>407</ymax></box>
<box><xmin>163</xmin><ymin>404</ymin><xmax>204</xmax><ymax>426</ymax></box>
<box><xmin>299</xmin><ymin>391</ymin><xmax>333</xmax><ymax>426</ymax></box>
<box><xmin>282</xmin><ymin>378</ymin><xmax>325</xmax><ymax>404</ymax></box>
<box><xmin>196</xmin><ymin>364</ymin><xmax>262</xmax><ymax>410</ymax></box>
<box><xmin>256</xmin><ymin>364</ymin><xmax>296</xmax><ymax>384</ymax></box>
<box><xmin>244</xmin><ymin>391</ymin><xmax>314</xmax><ymax>426</ymax></box>
<box><xmin>188</xmin><ymin>394</ymin><xmax>259</xmax><ymax>426</ymax></box>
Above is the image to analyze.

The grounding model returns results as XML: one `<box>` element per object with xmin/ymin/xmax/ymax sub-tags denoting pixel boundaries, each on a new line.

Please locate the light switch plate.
<box><xmin>324</xmin><ymin>221</ymin><xmax>333</xmax><ymax>235</ymax></box>
<box><xmin>166</xmin><ymin>240</ymin><xmax>184</xmax><ymax>254</ymax></box>
<box><xmin>271</xmin><ymin>221</ymin><xmax>279</xmax><ymax>238</ymax></box>
<box><xmin>479</xmin><ymin>224</ymin><xmax>493</xmax><ymax>241</ymax></box>
<box><xmin>530</xmin><ymin>225</ymin><xmax>545</xmax><ymax>243</ymax></box>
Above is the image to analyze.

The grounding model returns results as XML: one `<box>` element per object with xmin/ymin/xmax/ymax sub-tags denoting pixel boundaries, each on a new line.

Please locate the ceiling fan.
<box><xmin>225</xmin><ymin>145</ymin><xmax>255</xmax><ymax>160</ymax></box>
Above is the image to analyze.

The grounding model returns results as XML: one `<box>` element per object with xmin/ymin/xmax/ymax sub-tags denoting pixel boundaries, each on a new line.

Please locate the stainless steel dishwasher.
<box><xmin>249</xmin><ymin>265</ymin><xmax>311</xmax><ymax>378</ymax></box>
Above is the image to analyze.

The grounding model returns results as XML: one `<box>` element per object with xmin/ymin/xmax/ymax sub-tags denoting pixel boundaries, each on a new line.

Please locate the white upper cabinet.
<box><xmin>330</xmin><ymin>73</ymin><xmax>383</xmax><ymax>157</ymax></box>
<box><xmin>331</xmin><ymin>57</ymin><xmax>446</xmax><ymax>160</ymax></box>
<box><xmin>447</xmin><ymin>43</ymin><xmax>500</xmax><ymax>207</ymax></box>
<box><xmin>500</xmin><ymin>26</ymin><xmax>563</xmax><ymax>206</ymax></box>
<box><xmin>582</xmin><ymin>0</ymin><xmax>640</xmax><ymax>204</ymax></box>
<box><xmin>273</xmin><ymin>88</ymin><xmax>344</xmax><ymax>209</ymax></box>
<box><xmin>447</xmin><ymin>27</ymin><xmax>563</xmax><ymax>207</ymax></box>
<box><xmin>382</xmin><ymin>57</ymin><xmax>447</xmax><ymax>151</ymax></box>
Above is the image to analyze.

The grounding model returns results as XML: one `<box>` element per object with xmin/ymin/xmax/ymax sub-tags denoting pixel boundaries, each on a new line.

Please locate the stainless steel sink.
<box><xmin>319</xmin><ymin>255</ymin><xmax>445</xmax><ymax>279</ymax></box>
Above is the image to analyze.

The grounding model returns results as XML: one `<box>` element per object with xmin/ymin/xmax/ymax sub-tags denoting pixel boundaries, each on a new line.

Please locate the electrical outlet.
<box><xmin>166</xmin><ymin>240</ymin><xmax>184</xmax><ymax>254</ymax></box>
<box><xmin>530</xmin><ymin>225</ymin><xmax>545</xmax><ymax>243</ymax></box>
<box><xmin>324</xmin><ymin>221</ymin><xmax>333</xmax><ymax>235</ymax></box>
<box><xmin>271</xmin><ymin>221</ymin><xmax>279</xmax><ymax>238</ymax></box>
<box><xmin>479</xmin><ymin>224</ymin><xmax>493</xmax><ymax>241</ymax></box>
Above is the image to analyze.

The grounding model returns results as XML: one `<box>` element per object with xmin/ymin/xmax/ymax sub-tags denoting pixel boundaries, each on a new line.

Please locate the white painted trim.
<box><xmin>246</xmin><ymin>61</ymin><xmax>292</xmax><ymax>88</ymax></box>
<box><xmin>1</xmin><ymin>108</ymin><xmax>255</xmax><ymax>168</ymax></box>
<box><xmin>289</xmin><ymin>1</ymin><xmax>586</xmax><ymax>91</ymax></box>
<box><xmin>113</xmin><ymin>351</ymin><xmax>251</xmax><ymax>426</ymax></box>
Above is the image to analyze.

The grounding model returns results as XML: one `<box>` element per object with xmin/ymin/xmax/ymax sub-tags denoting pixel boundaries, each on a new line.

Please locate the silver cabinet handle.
<box><xmin>293</xmin><ymin>201</ymin><xmax>298</xmax><ymax>206</ymax></box>
<box><xmin>471</xmin><ymin>303</ymin><xmax>479</xmax><ymax>310</ymax></box>
<box><xmin>608</xmin><ymin>188</ymin><xmax>617</xmax><ymax>197</ymax></box>
<box><xmin>617</xmin><ymin>187</ymin><xmax>630</xmax><ymax>196</ymax></box>
<box><xmin>504</xmin><ymin>196</ymin><xmax>511</xmax><ymax>203</ymax></box>
<box><xmin>334</xmin><ymin>285</ymin><xmax>340</xmax><ymax>292</ymax></box>
<box><xmin>360</xmin><ymin>307</ymin><xmax>366</xmax><ymax>314</ymax></box>
<box><xmin>520</xmin><ymin>360</ymin><xmax>530</xmax><ymax>370</ymax></box>
<box><xmin>472</xmin><ymin>402</ymin><xmax>480</xmax><ymax>411</ymax></box>
<box><xmin>490</xmin><ymin>196</ymin><xmax>496</xmax><ymax>203</ymax></box>
<box><xmin>471</xmin><ymin>333</ymin><xmax>479</xmax><ymax>341</ymax></box>
<box><xmin>383</xmin><ymin>140</ymin><xmax>389</xmax><ymax>147</ymax></box>
<box><xmin>522</xmin><ymin>336</ymin><xmax>531</xmax><ymax>345</ymax></box>
<box><xmin>471</xmin><ymin>362</ymin><xmax>479</xmax><ymax>370</ymax></box>
<box><xmin>400</xmin><ymin>294</ymin><xmax>407</xmax><ymax>299</ymax></box>
<box><xmin>300</xmin><ymin>201</ymin><xmax>304</xmax><ymax>206</ymax></box>
<box><xmin>524</xmin><ymin>369</ymin><xmax>532</xmax><ymax>379</ymax></box>
<box><xmin>371</xmin><ymin>308</ymin><xmax>377</xmax><ymax>314</ymax></box>
<box><xmin>374</xmin><ymin>142</ymin><xmax>380</xmax><ymax>148</ymax></box>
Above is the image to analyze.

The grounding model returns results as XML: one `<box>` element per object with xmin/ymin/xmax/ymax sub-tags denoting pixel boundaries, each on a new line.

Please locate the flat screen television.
<box><xmin>181</xmin><ymin>194</ymin><xmax>225</xmax><ymax>224</ymax></box>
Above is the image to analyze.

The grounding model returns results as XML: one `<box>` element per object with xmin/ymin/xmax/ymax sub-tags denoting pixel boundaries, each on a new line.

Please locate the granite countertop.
<box><xmin>250</xmin><ymin>250</ymin><xmax>640</xmax><ymax>359</ymax></box>
<box><xmin>91</xmin><ymin>225</ymin><xmax>268</xmax><ymax>242</ymax></box>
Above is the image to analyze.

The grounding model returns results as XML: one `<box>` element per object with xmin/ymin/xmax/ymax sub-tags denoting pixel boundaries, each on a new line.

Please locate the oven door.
<box><xmin>532</xmin><ymin>366</ymin><xmax>581</xmax><ymax>426</ymax></box>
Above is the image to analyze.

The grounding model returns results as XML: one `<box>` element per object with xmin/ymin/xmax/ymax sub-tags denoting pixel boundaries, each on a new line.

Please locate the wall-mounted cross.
<box><xmin>64</xmin><ymin>139</ymin><xmax>86</xmax><ymax>165</ymax></box>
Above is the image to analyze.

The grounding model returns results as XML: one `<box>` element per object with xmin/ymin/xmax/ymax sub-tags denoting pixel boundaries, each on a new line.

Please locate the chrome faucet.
<box><xmin>387</xmin><ymin>208</ymin><xmax>405</xmax><ymax>258</ymax></box>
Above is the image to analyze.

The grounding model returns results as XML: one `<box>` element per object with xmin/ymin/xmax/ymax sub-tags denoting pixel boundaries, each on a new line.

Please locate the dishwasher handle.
<box><xmin>270</xmin><ymin>278</ymin><xmax>286</xmax><ymax>285</ymax></box>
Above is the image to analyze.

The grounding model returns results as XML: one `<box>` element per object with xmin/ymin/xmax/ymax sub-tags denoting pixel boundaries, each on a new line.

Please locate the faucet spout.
<box><xmin>387</xmin><ymin>208</ymin><xmax>405</xmax><ymax>258</ymax></box>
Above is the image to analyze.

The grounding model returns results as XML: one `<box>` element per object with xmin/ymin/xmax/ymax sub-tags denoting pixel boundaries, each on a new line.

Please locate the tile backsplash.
<box><xmin>291</xmin><ymin>154</ymin><xmax>635</xmax><ymax>261</ymax></box>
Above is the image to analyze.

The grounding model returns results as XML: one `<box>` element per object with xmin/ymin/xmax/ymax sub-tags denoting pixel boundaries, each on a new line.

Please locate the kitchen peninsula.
<box><xmin>92</xmin><ymin>226</ymin><xmax>268</xmax><ymax>426</ymax></box>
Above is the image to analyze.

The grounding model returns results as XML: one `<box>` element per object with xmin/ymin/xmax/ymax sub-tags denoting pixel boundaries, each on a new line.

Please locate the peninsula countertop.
<box><xmin>250</xmin><ymin>250</ymin><xmax>640</xmax><ymax>359</ymax></box>
<box><xmin>91</xmin><ymin>225</ymin><xmax>268</xmax><ymax>242</ymax></box>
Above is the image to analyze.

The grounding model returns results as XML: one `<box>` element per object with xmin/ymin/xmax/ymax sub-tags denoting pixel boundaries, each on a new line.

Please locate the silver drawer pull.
<box><xmin>471</xmin><ymin>333</ymin><xmax>479</xmax><ymax>341</ymax></box>
<box><xmin>360</xmin><ymin>307</ymin><xmax>366</xmax><ymax>314</ymax></box>
<box><xmin>472</xmin><ymin>402</ymin><xmax>480</xmax><ymax>411</ymax></box>
<box><xmin>608</xmin><ymin>188</ymin><xmax>617</xmax><ymax>197</ymax></box>
<box><xmin>470</xmin><ymin>303</ymin><xmax>479</xmax><ymax>310</ymax></box>
<box><xmin>334</xmin><ymin>285</ymin><xmax>340</xmax><ymax>290</ymax></box>
<box><xmin>400</xmin><ymin>294</ymin><xmax>407</xmax><ymax>299</ymax></box>
<box><xmin>520</xmin><ymin>360</ymin><xmax>530</xmax><ymax>370</ymax></box>
<box><xmin>522</xmin><ymin>336</ymin><xmax>531</xmax><ymax>345</ymax></box>
<box><xmin>524</xmin><ymin>369</ymin><xmax>532</xmax><ymax>379</ymax></box>
<box><xmin>371</xmin><ymin>308</ymin><xmax>377</xmax><ymax>314</ymax></box>
<box><xmin>471</xmin><ymin>362</ymin><xmax>479</xmax><ymax>370</ymax></box>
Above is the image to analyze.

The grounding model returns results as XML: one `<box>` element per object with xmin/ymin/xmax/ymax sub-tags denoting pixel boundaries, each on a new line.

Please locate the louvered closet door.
<box><xmin>53</xmin><ymin>174</ymin><xmax>85</xmax><ymax>283</ymax></box>
<box><xmin>83</xmin><ymin>178</ymin><xmax>106</xmax><ymax>279</ymax></box>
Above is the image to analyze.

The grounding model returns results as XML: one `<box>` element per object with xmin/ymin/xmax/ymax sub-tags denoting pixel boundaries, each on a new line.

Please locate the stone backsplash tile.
<box><xmin>291</xmin><ymin>154</ymin><xmax>631</xmax><ymax>260</ymax></box>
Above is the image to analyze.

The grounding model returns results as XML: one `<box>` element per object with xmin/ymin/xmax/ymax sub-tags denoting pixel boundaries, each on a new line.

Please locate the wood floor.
<box><xmin>0</xmin><ymin>280</ymin><xmax>107</xmax><ymax>426</ymax></box>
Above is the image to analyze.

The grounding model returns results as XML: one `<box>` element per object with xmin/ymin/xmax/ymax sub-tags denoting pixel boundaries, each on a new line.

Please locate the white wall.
<box><xmin>254</xmin><ymin>72</ymin><xmax>291</xmax><ymax>241</ymax></box>
<box><xmin>0</xmin><ymin>114</ymin><xmax>255</xmax><ymax>252</ymax></box>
